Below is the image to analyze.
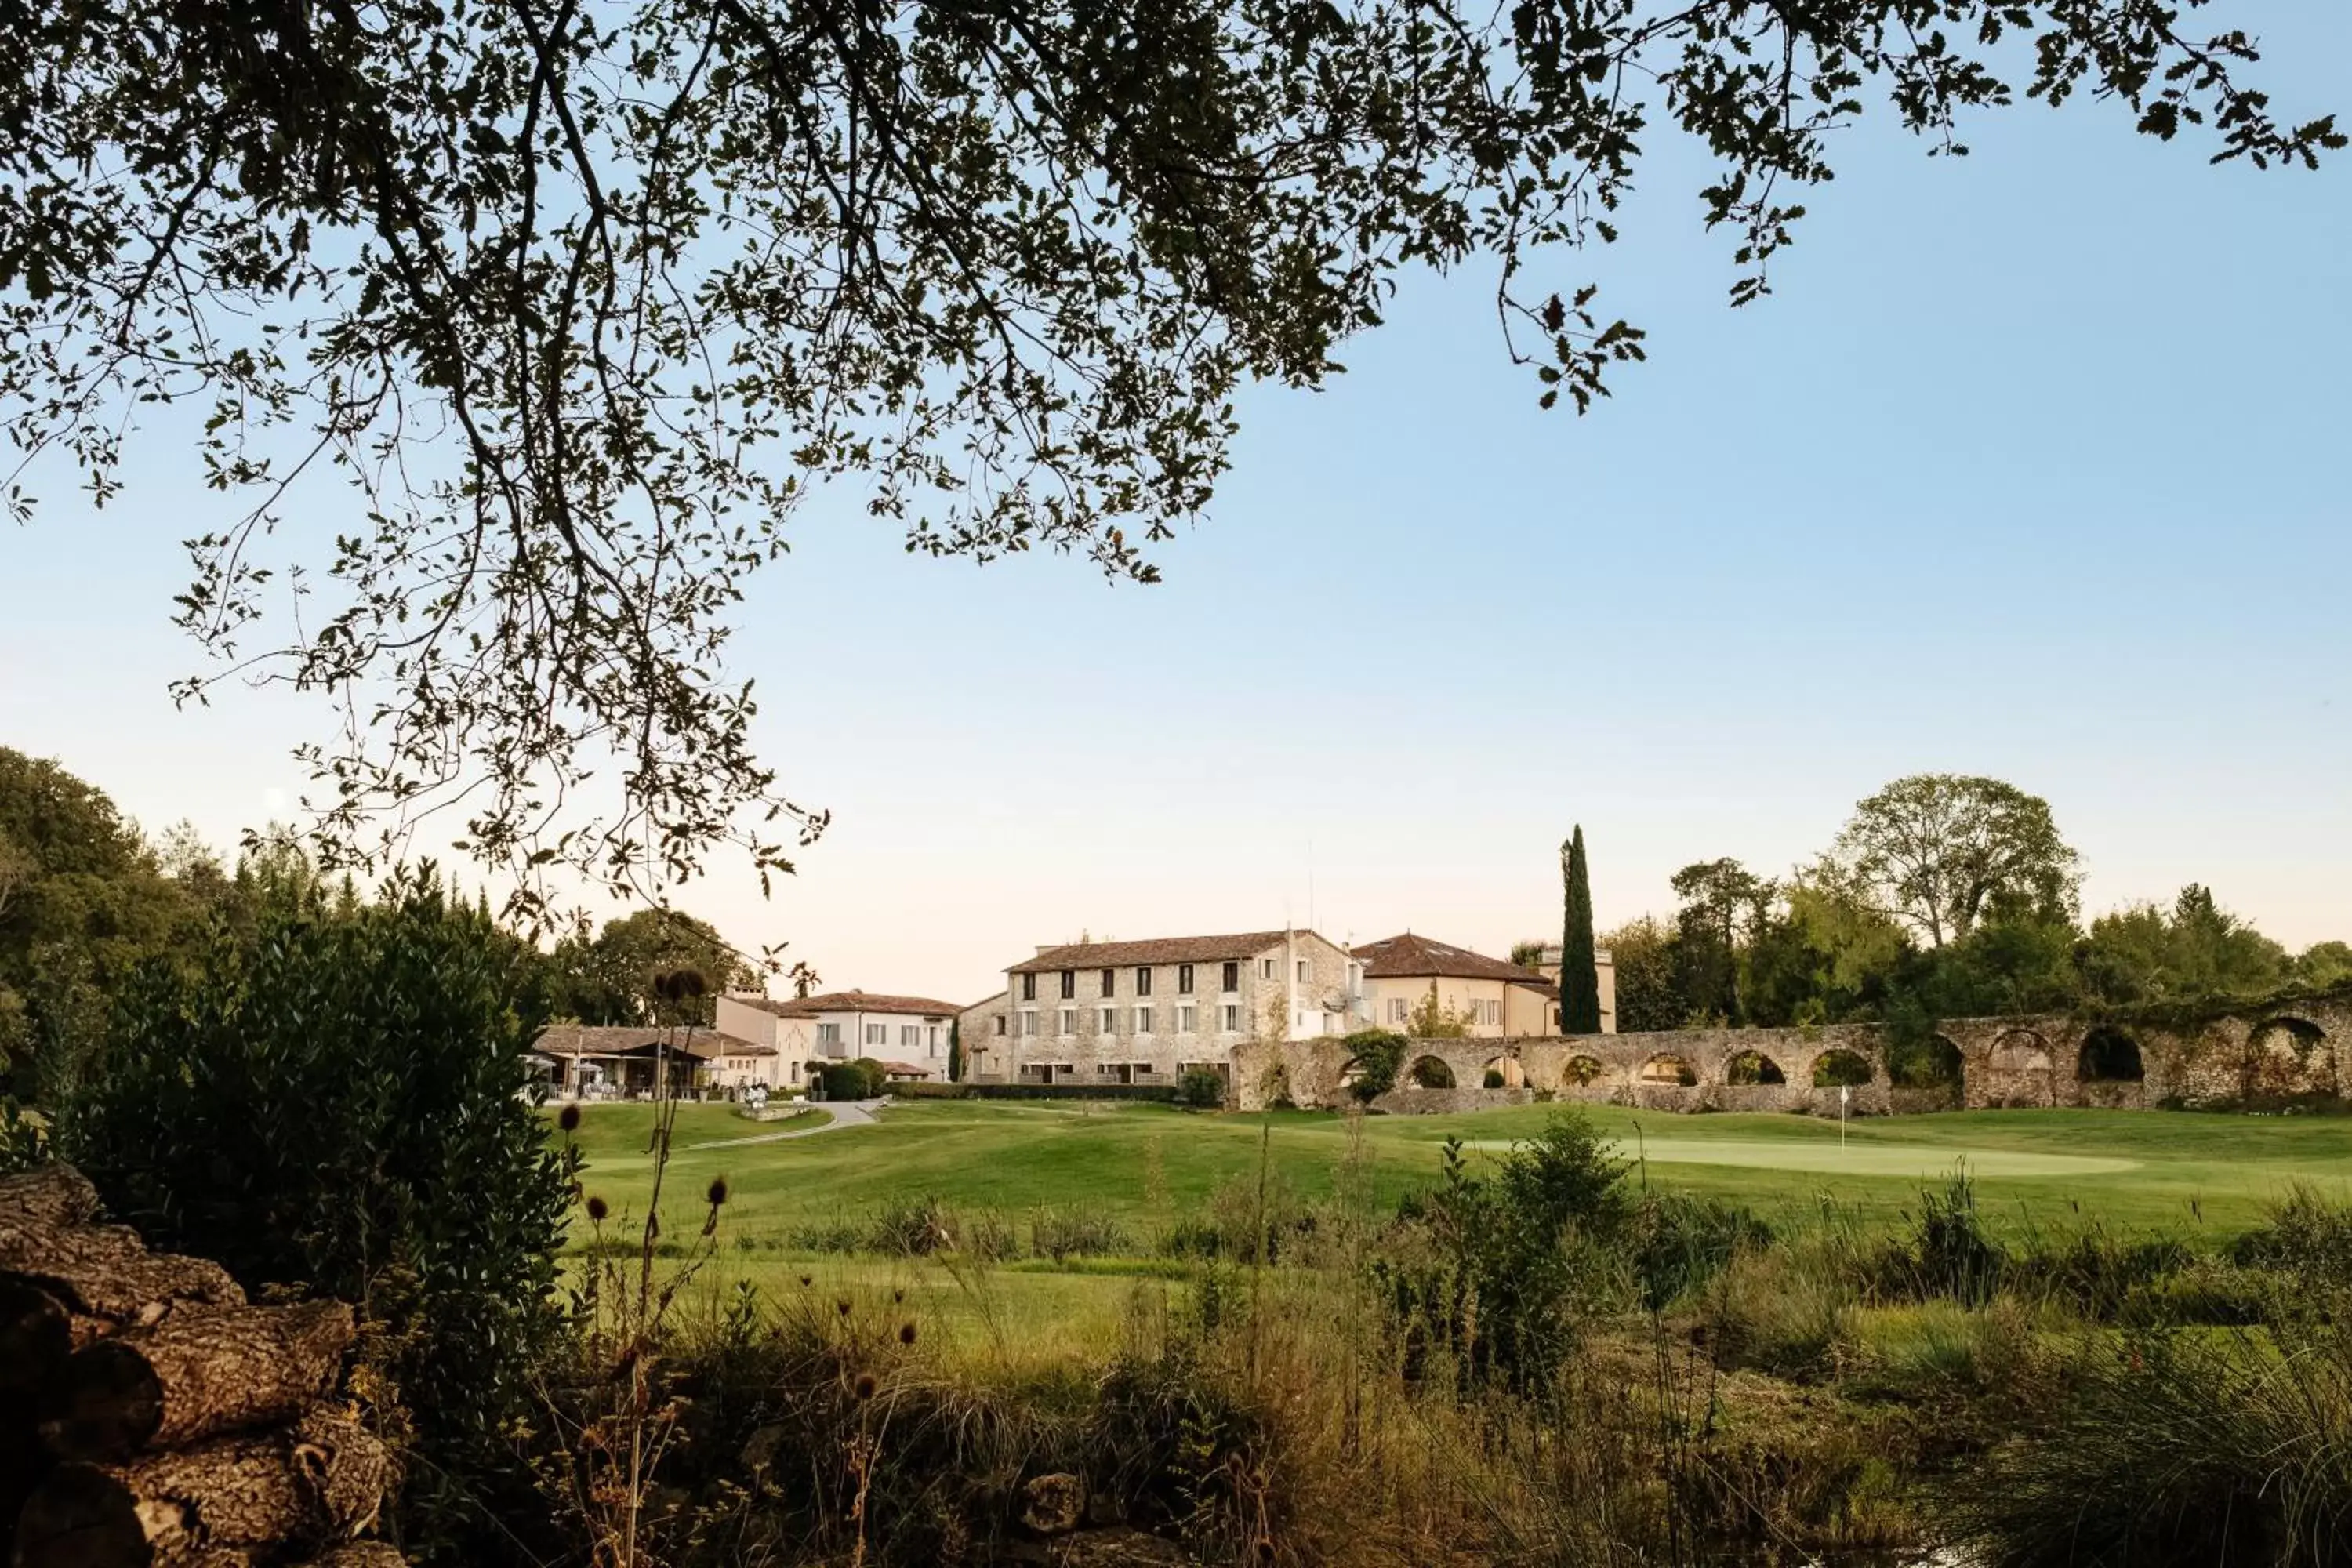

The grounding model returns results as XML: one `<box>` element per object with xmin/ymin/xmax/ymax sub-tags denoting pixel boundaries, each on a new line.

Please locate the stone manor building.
<box><xmin>963</xmin><ymin>930</ymin><xmax>1362</xmax><ymax>1084</ymax></box>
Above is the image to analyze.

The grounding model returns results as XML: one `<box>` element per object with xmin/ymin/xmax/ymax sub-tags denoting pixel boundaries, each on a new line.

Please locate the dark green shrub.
<box><xmin>1940</xmin><ymin>1322</ymin><xmax>2352</xmax><ymax>1567</ymax></box>
<box><xmin>1377</xmin><ymin>1113</ymin><xmax>1633</xmax><ymax>1394</ymax></box>
<box><xmin>1031</xmin><ymin>1205</ymin><xmax>1132</xmax><ymax>1260</ymax></box>
<box><xmin>1881</xmin><ymin>1172</ymin><xmax>2005</xmax><ymax>1306</ymax></box>
<box><xmin>1632</xmin><ymin>1195</ymin><xmax>1773</xmax><ymax>1311</ymax></box>
<box><xmin>1483</xmin><ymin>1068</ymin><xmax>1507</xmax><ymax>1088</ymax></box>
<box><xmin>60</xmin><ymin>877</ymin><xmax>575</xmax><ymax>1555</ymax></box>
<box><xmin>1179</xmin><ymin>1066</ymin><xmax>1226</xmax><ymax>1109</ymax></box>
<box><xmin>821</xmin><ymin>1057</ymin><xmax>887</xmax><ymax>1099</ymax></box>
<box><xmin>868</xmin><ymin>1194</ymin><xmax>955</xmax><ymax>1255</ymax></box>
<box><xmin>2232</xmin><ymin>1187</ymin><xmax>2352</xmax><ymax>1292</ymax></box>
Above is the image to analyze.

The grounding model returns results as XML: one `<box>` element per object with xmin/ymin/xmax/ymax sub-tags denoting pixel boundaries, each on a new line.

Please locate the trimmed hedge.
<box><xmin>894</xmin><ymin>1081</ymin><xmax>1181</xmax><ymax>1103</ymax></box>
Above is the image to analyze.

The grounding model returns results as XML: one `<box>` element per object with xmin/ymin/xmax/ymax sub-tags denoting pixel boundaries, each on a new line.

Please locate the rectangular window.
<box><xmin>1058</xmin><ymin>1007</ymin><xmax>1076</xmax><ymax>1036</ymax></box>
<box><xmin>1059</xmin><ymin>970</ymin><xmax>1076</xmax><ymax>999</ymax></box>
<box><xmin>1134</xmin><ymin>1006</ymin><xmax>1153</xmax><ymax>1035</ymax></box>
<box><xmin>818</xmin><ymin>1022</ymin><xmax>842</xmax><ymax>1047</ymax></box>
<box><xmin>865</xmin><ymin>1022</ymin><xmax>885</xmax><ymax>1046</ymax></box>
<box><xmin>1388</xmin><ymin>998</ymin><xmax>1409</xmax><ymax>1023</ymax></box>
<box><xmin>901</xmin><ymin>1024</ymin><xmax>918</xmax><ymax>1047</ymax></box>
<box><xmin>1101</xmin><ymin>967</ymin><xmax>1116</xmax><ymax>996</ymax></box>
<box><xmin>1098</xmin><ymin>1005</ymin><xmax>1117</xmax><ymax>1034</ymax></box>
<box><xmin>1177</xmin><ymin>964</ymin><xmax>1195</xmax><ymax>994</ymax></box>
<box><xmin>1221</xmin><ymin>961</ymin><xmax>1239</xmax><ymax>993</ymax></box>
<box><xmin>1021</xmin><ymin>973</ymin><xmax>1036</xmax><ymax>1001</ymax></box>
<box><xmin>993</xmin><ymin>1015</ymin><xmax>1006</xmax><ymax>1036</ymax></box>
<box><xmin>1177</xmin><ymin>1004</ymin><xmax>1197</xmax><ymax>1033</ymax></box>
<box><xmin>1221</xmin><ymin>1004</ymin><xmax>1241</xmax><ymax>1033</ymax></box>
<box><xmin>1261</xmin><ymin>958</ymin><xmax>1276</xmax><ymax>980</ymax></box>
<box><xmin>1296</xmin><ymin>960</ymin><xmax>1310</xmax><ymax>982</ymax></box>
<box><xmin>1134</xmin><ymin>967</ymin><xmax>1152</xmax><ymax>996</ymax></box>
<box><xmin>1018</xmin><ymin>1009</ymin><xmax>1038</xmax><ymax>1036</ymax></box>
<box><xmin>928</xmin><ymin>1026</ymin><xmax>940</xmax><ymax>1053</ymax></box>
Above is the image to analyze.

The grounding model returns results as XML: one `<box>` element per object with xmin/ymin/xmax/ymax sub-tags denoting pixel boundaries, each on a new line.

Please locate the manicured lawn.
<box><xmin>553</xmin><ymin>1097</ymin><xmax>2352</xmax><ymax>1253</ymax></box>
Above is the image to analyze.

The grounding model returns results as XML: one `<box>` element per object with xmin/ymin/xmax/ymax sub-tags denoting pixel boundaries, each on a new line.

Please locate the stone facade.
<box><xmin>982</xmin><ymin>931</ymin><xmax>1360</xmax><ymax>1086</ymax></box>
<box><xmin>1231</xmin><ymin>993</ymin><xmax>2352</xmax><ymax>1115</ymax></box>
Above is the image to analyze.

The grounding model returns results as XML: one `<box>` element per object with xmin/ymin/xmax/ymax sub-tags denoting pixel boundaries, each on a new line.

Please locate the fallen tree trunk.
<box><xmin>0</xmin><ymin>1164</ymin><xmax>100</xmax><ymax>1236</ymax></box>
<box><xmin>40</xmin><ymin>1300</ymin><xmax>356</xmax><ymax>1461</ymax></box>
<box><xmin>305</xmin><ymin>1546</ymin><xmax>408</xmax><ymax>1567</ymax></box>
<box><xmin>0</xmin><ymin>1222</ymin><xmax>245</xmax><ymax>1329</ymax></box>
<box><xmin>12</xmin><ymin>1406</ymin><xmax>390</xmax><ymax>1568</ymax></box>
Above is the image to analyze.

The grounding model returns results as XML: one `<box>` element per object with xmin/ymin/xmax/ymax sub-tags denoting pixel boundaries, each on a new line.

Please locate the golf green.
<box><xmin>1467</xmin><ymin>1136</ymin><xmax>2140</xmax><ymax>1179</ymax></box>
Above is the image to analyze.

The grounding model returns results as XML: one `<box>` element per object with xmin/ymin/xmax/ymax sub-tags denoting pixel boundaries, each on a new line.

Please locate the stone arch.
<box><xmin>2243</xmin><ymin>1016</ymin><xmax>2334</xmax><ymax>1100</ymax></box>
<box><xmin>1810</xmin><ymin>1048</ymin><xmax>1873</xmax><ymax>1087</ymax></box>
<box><xmin>1725</xmin><ymin>1049</ymin><xmax>1786</xmax><ymax>1087</ymax></box>
<box><xmin>1638</xmin><ymin>1053</ymin><xmax>1697</xmax><ymax>1087</ymax></box>
<box><xmin>1988</xmin><ymin>1029</ymin><xmax>2054</xmax><ymax>1075</ymax></box>
<box><xmin>1406</xmin><ymin>1054</ymin><xmax>1457</xmax><ymax>1090</ymax></box>
<box><xmin>1564</xmin><ymin>1054</ymin><xmax>1606</xmax><ymax>1087</ymax></box>
<box><xmin>1889</xmin><ymin>1034</ymin><xmax>1965</xmax><ymax>1089</ymax></box>
<box><xmin>1482</xmin><ymin>1055</ymin><xmax>1526</xmax><ymax>1090</ymax></box>
<box><xmin>2078</xmin><ymin>1026</ymin><xmax>2145</xmax><ymax>1083</ymax></box>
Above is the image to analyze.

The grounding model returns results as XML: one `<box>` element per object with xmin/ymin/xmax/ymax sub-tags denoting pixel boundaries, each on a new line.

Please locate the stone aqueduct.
<box><xmin>1229</xmin><ymin>995</ymin><xmax>2352</xmax><ymax>1116</ymax></box>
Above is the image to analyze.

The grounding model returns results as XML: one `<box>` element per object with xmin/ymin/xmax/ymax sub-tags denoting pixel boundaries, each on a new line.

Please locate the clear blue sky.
<box><xmin>4</xmin><ymin>11</ymin><xmax>2347</xmax><ymax>1002</ymax></box>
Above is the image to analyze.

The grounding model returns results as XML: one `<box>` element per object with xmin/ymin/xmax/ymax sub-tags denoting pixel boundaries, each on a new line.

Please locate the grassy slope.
<box><xmin>557</xmin><ymin>1098</ymin><xmax>2352</xmax><ymax>1248</ymax></box>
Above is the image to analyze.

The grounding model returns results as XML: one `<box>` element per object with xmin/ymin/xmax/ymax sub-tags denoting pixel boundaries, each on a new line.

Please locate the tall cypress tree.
<box><xmin>1560</xmin><ymin>826</ymin><xmax>1602</xmax><ymax>1034</ymax></box>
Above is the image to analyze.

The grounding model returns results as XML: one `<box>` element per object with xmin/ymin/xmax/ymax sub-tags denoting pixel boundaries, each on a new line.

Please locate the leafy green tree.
<box><xmin>1741</xmin><ymin>869</ymin><xmax>1908</xmax><ymax>1027</ymax></box>
<box><xmin>550</xmin><ymin>908</ymin><xmax>760</xmax><ymax>1025</ymax></box>
<box><xmin>2081</xmin><ymin>884</ymin><xmax>2289</xmax><ymax>1004</ymax></box>
<box><xmin>60</xmin><ymin>873</ymin><xmax>576</xmax><ymax>1556</ymax></box>
<box><xmin>1408</xmin><ymin>982</ymin><xmax>1475</xmax><ymax>1038</ymax></box>
<box><xmin>946</xmin><ymin>1020</ymin><xmax>963</xmax><ymax>1083</ymax></box>
<box><xmin>1669</xmin><ymin>858</ymin><xmax>1770</xmax><ymax>1025</ymax></box>
<box><xmin>0</xmin><ymin>747</ymin><xmax>203</xmax><ymax>1101</ymax></box>
<box><xmin>1831</xmin><ymin>775</ymin><xmax>2080</xmax><ymax>948</ymax></box>
<box><xmin>1559</xmin><ymin>826</ymin><xmax>1601</xmax><ymax>1034</ymax></box>
<box><xmin>2296</xmin><ymin>942</ymin><xmax>2352</xmax><ymax>990</ymax></box>
<box><xmin>4</xmin><ymin>3</ymin><xmax>2329</xmax><ymax>908</ymax></box>
<box><xmin>1600</xmin><ymin>916</ymin><xmax>1688</xmax><ymax>1034</ymax></box>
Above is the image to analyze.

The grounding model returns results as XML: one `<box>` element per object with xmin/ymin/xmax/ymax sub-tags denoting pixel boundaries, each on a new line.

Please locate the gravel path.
<box><xmin>681</xmin><ymin>1098</ymin><xmax>880</xmax><ymax>1150</ymax></box>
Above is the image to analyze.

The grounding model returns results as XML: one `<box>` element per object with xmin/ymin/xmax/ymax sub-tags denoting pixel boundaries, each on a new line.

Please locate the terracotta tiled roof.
<box><xmin>728</xmin><ymin>990</ymin><xmax>962</xmax><ymax>1019</ymax></box>
<box><xmin>877</xmin><ymin>1060</ymin><xmax>936</xmax><ymax>1077</ymax></box>
<box><xmin>1351</xmin><ymin>933</ymin><xmax>1553</xmax><ymax>987</ymax></box>
<box><xmin>1008</xmin><ymin>931</ymin><xmax>1297</xmax><ymax>975</ymax></box>
<box><xmin>533</xmin><ymin>1025</ymin><xmax>773</xmax><ymax>1060</ymax></box>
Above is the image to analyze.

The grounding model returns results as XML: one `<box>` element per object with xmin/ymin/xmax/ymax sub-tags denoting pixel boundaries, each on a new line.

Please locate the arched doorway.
<box><xmin>1638</xmin><ymin>1054</ymin><xmax>1697</xmax><ymax>1087</ymax></box>
<box><xmin>1406</xmin><ymin>1054</ymin><xmax>1457</xmax><ymax>1090</ymax></box>
<box><xmin>1810</xmin><ymin>1049</ymin><xmax>1873</xmax><ymax>1087</ymax></box>
<box><xmin>1565</xmin><ymin>1054</ymin><xmax>1606</xmax><ymax>1087</ymax></box>
<box><xmin>2244</xmin><ymin>1018</ymin><xmax>2332</xmax><ymax>1101</ymax></box>
<box><xmin>1725</xmin><ymin>1050</ymin><xmax>1786</xmax><ymax>1086</ymax></box>
<box><xmin>1482</xmin><ymin>1056</ymin><xmax>1525</xmax><ymax>1089</ymax></box>
<box><xmin>1986</xmin><ymin>1029</ymin><xmax>2056</xmax><ymax>1107</ymax></box>
<box><xmin>2078</xmin><ymin>1027</ymin><xmax>2145</xmax><ymax>1083</ymax></box>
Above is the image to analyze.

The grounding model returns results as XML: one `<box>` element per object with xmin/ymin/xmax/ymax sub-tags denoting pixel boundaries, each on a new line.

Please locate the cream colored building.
<box><xmin>716</xmin><ymin>989</ymin><xmax>963</xmax><ymax>1088</ymax></box>
<box><xmin>970</xmin><ymin>929</ymin><xmax>1363</xmax><ymax>1085</ymax></box>
<box><xmin>1352</xmin><ymin>933</ymin><xmax>1561</xmax><ymax>1039</ymax></box>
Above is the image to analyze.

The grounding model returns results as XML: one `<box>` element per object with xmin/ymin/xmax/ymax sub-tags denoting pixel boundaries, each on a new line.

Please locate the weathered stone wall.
<box><xmin>1230</xmin><ymin>994</ymin><xmax>2352</xmax><ymax>1116</ymax></box>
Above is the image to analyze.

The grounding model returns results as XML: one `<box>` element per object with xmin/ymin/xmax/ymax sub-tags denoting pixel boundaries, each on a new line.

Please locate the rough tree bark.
<box><xmin>0</xmin><ymin>1165</ymin><xmax>100</xmax><ymax>1236</ymax></box>
<box><xmin>12</xmin><ymin>1406</ymin><xmax>390</xmax><ymax>1568</ymax></box>
<box><xmin>40</xmin><ymin>1300</ymin><xmax>357</xmax><ymax>1461</ymax></box>
<box><xmin>0</xmin><ymin>1223</ymin><xmax>245</xmax><ymax>1334</ymax></box>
